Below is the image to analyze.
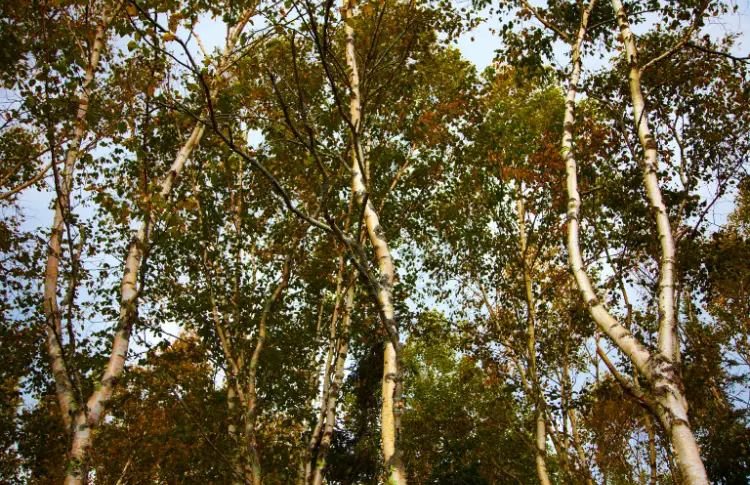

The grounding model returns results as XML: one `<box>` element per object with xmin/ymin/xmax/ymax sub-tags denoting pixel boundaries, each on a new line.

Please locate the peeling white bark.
<box><xmin>342</xmin><ymin>1</ymin><xmax>406</xmax><ymax>483</ymax></box>
<box><xmin>563</xmin><ymin>1</ymin><xmax>710</xmax><ymax>484</ymax></box>
<box><xmin>63</xmin><ymin>11</ymin><xmax>255</xmax><ymax>484</ymax></box>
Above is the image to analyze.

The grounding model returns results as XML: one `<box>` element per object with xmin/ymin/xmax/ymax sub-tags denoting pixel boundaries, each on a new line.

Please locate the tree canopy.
<box><xmin>0</xmin><ymin>0</ymin><xmax>748</xmax><ymax>484</ymax></box>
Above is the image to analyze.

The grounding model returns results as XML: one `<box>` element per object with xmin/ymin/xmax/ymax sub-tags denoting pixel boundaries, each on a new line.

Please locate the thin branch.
<box><xmin>686</xmin><ymin>41</ymin><xmax>750</xmax><ymax>64</ymax></box>
<box><xmin>519</xmin><ymin>0</ymin><xmax>572</xmax><ymax>43</ymax></box>
<box><xmin>640</xmin><ymin>1</ymin><xmax>710</xmax><ymax>73</ymax></box>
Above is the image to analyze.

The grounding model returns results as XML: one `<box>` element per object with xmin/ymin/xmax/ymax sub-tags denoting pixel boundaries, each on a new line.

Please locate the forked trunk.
<box><xmin>63</xmin><ymin>10</ymin><xmax>256</xmax><ymax>483</ymax></box>
<box><xmin>562</xmin><ymin>0</ymin><xmax>709</xmax><ymax>484</ymax></box>
<box><xmin>609</xmin><ymin>2</ymin><xmax>708</xmax><ymax>484</ymax></box>
<box><xmin>43</xmin><ymin>6</ymin><xmax>110</xmax><ymax>439</ymax></box>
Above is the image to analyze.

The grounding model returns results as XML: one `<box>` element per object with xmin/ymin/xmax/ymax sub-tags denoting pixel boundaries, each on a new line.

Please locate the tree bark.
<box><xmin>609</xmin><ymin>3</ymin><xmax>708</xmax><ymax>485</ymax></box>
<box><xmin>562</xmin><ymin>1</ymin><xmax>710</xmax><ymax>484</ymax></box>
<box><xmin>62</xmin><ymin>12</ymin><xmax>255</xmax><ymax>484</ymax></box>
<box><xmin>516</xmin><ymin>197</ymin><xmax>552</xmax><ymax>485</ymax></box>
<box><xmin>311</xmin><ymin>279</ymin><xmax>354</xmax><ymax>485</ymax></box>
<box><xmin>645</xmin><ymin>413</ymin><xmax>658</xmax><ymax>485</ymax></box>
<box><xmin>569</xmin><ymin>410</ymin><xmax>595</xmax><ymax>485</ymax></box>
<box><xmin>43</xmin><ymin>7</ymin><xmax>110</xmax><ymax>438</ymax></box>
<box><xmin>341</xmin><ymin>1</ymin><xmax>406</xmax><ymax>483</ymax></box>
<box><xmin>610</xmin><ymin>0</ymin><xmax>679</xmax><ymax>365</ymax></box>
<box><xmin>303</xmin><ymin>252</ymin><xmax>348</xmax><ymax>484</ymax></box>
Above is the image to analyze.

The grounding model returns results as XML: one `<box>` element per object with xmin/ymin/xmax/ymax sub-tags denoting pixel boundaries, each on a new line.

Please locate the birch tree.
<box><xmin>34</xmin><ymin>2</ymin><xmax>263</xmax><ymax>482</ymax></box>
<box><xmin>555</xmin><ymin>1</ymin><xmax>718</xmax><ymax>483</ymax></box>
<box><xmin>2</xmin><ymin>0</ymin><xmax>748</xmax><ymax>482</ymax></box>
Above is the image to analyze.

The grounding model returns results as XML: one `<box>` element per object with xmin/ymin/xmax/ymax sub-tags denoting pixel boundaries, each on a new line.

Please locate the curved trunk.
<box><xmin>610</xmin><ymin>0</ymin><xmax>679</xmax><ymax>365</ymax></box>
<box><xmin>341</xmin><ymin>0</ymin><xmax>406</xmax><ymax>483</ymax></box>
<box><xmin>43</xmin><ymin>8</ymin><xmax>110</xmax><ymax>438</ymax></box>
<box><xmin>562</xmin><ymin>0</ymin><xmax>655</xmax><ymax>378</ymax></box>
<box><xmin>563</xmin><ymin>1</ymin><xmax>709</xmax><ymax>484</ymax></box>
<box><xmin>63</xmin><ymin>11</ymin><xmax>255</xmax><ymax>483</ymax></box>
<box><xmin>64</xmin><ymin>115</ymin><xmax>206</xmax><ymax>485</ymax></box>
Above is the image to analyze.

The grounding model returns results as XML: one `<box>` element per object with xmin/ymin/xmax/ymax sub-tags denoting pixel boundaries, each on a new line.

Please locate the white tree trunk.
<box><xmin>341</xmin><ymin>1</ymin><xmax>407</xmax><ymax>483</ymax></box>
<box><xmin>63</xmin><ymin>12</ymin><xmax>255</xmax><ymax>484</ymax></box>
<box><xmin>311</xmin><ymin>281</ymin><xmax>354</xmax><ymax>485</ymax></box>
<box><xmin>609</xmin><ymin>3</ymin><xmax>708</xmax><ymax>485</ymax></box>
<box><xmin>563</xmin><ymin>1</ymin><xmax>710</xmax><ymax>484</ymax></box>
<box><xmin>43</xmin><ymin>8</ymin><xmax>110</xmax><ymax>438</ymax></box>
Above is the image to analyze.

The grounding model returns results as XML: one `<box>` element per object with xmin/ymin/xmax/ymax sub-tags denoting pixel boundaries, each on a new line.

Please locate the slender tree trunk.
<box><xmin>341</xmin><ymin>1</ymin><xmax>406</xmax><ymax>483</ymax></box>
<box><xmin>609</xmin><ymin>3</ymin><xmax>708</xmax><ymax>485</ymax></box>
<box><xmin>561</xmin><ymin>0</ymin><xmax>709</xmax><ymax>483</ymax></box>
<box><xmin>561</xmin><ymin>328</ymin><xmax>574</xmax><ymax>483</ymax></box>
<box><xmin>227</xmin><ymin>386</ymin><xmax>248</xmax><ymax>485</ymax></box>
<box><xmin>645</xmin><ymin>413</ymin><xmax>658</xmax><ymax>485</ymax></box>
<box><xmin>517</xmin><ymin>198</ymin><xmax>552</xmax><ymax>485</ymax></box>
<box><xmin>64</xmin><ymin>113</ymin><xmax>205</xmax><ymax>485</ymax></box>
<box><xmin>113</xmin><ymin>454</ymin><xmax>133</xmax><ymax>485</ymax></box>
<box><xmin>303</xmin><ymin>252</ymin><xmax>348</xmax><ymax>484</ymax></box>
<box><xmin>611</xmin><ymin>0</ymin><xmax>679</xmax><ymax>362</ymax></box>
<box><xmin>43</xmin><ymin>8</ymin><xmax>110</xmax><ymax>438</ymax></box>
<box><xmin>39</xmin><ymin>5</ymin><xmax>113</xmax><ymax>481</ymax></box>
<box><xmin>244</xmin><ymin>254</ymin><xmax>293</xmax><ymax>485</ymax></box>
<box><xmin>297</xmin><ymin>299</ymin><xmax>326</xmax><ymax>485</ymax></box>
<box><xmin>62</xmin><ymin>13</ymin><xmax>255</xmax><ymax>484</ymax></box>
<box><xmin>195</xmin><ymin>171</ymin><xmax>251</xmax><ymax>485</ymax></box>
<box><xmin>535</xmin><ymin>416</ymin><xmax>552</xmax><ymax>485</ymax></box>
<box><xmin>569</xmin><ymin>410</ymin><xmax>595</xmax><ymax>485</ymax></box>
<box><xmin>311</xmin><ymin>279</ymin><xmax>354</xmax><ymax>485</ymax></box>
<box><xmin>667</xmin><ymin>445</ymin><xmax>680</xmax><ymax>485</ymax></box>
<box><xmin>563</xmin><ymin>0</ymin><xmax>654</xmax><ymax>375</ymax></box>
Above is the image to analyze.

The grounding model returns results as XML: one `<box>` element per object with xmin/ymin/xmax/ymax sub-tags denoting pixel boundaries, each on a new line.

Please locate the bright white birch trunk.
<box><xmin>609</xmin><ymin>3</ymin><xmax>707</xmax><ymax>485</ymax></box>
<box><xmin>609</xmin><ymin>0</ymin><xmax>679</xmax><ymax>364</ymax></box>
<box><xmin>562</xmin><ymin>0</ymin><xmax>656</xmax><ymax>377</ymax></box>
<box><xmin>42</xmin><ymin>8</ymin><xmax>110</xmax><ymax>438</ymax></box>
<box><xmin>311</xmin><ymin>280</ymin><xmax>354</xmax><ymax>485</ymax></box>
<box><xmin>562</xmin><ymin>1</ymin><xmax>709</xmax><ymax>484</ymax></box>
<box><xmin>63</xmin><ymin>13</ymin><xmax>255</xmax><ymax>484</ymax></box>
<box><xmin>341</xmin><ymin>1</ymin><xmax>406</xmax><ymax>483</ymax></box>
